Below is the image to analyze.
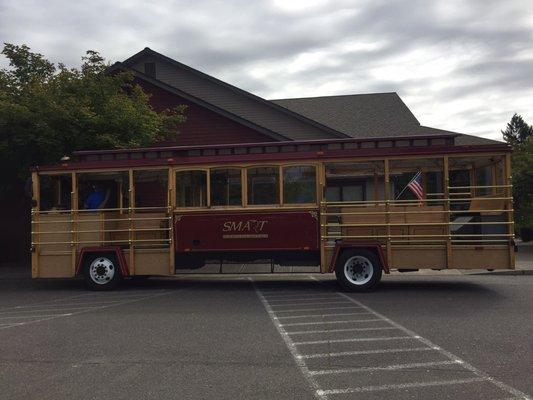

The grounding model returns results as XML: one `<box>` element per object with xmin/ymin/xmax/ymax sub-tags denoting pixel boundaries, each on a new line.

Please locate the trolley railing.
<box><xmin>31</xmin><ymin>206</ymin><xmax>172</xmax><ymax>248</ymax></box>
<box><xmin>320</xmin><ymin>185</ymin><xmax>514</xmax><ymax>247</ymax></box>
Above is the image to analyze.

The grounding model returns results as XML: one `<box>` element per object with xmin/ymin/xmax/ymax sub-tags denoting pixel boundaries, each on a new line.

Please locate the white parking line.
<box><xmin>253</xmin><ymin>276</ymin><xmax>532</xmax><ymax>400</ymax></box>
<box><xmin>308</xmin><ymin>360</ymin><xmax>460</xmax><ymax>376</ymax></box>
<box><xmin>270</xmin><ymin>301</ymin><xmax>351</xmax><ymax>308</ymax></box>
<box><xmin>274</xmin><ymin>306</ymin><xmax>363</xmax><ymax>313</ymax></box>
<box><xmin>0</xmin><ymin>307</ymin><xmax>99</xmax><ymax>315</ymax></box>
<box><xmin>263</xmin><ymin>291</ymin><xmax>336</xmax><ymax>302</ymax></box>
<box><xmin>316</xmin><ymin>377</ymin><xmax>489</xmax><ymax>396</ymax></box>
<box><xmin>0</xmin><ymin>292</ymin><xmax>159</xmax><ymax>312</ymax></box>
<box><xmin>287</xmin><ymin>326</ymin><xmax>397</xmax><ymax>335</ymax></box>
<box><xmin>275</xmin><ymin>312</ymin><xmax>369</xmax><ymax>319</ymax></box>
<box><xmin>332</xmin><ymin>289</ymin><xmax>532</xmax><ymax>400</ymax></box>
<box><xmin>280</xmin><ymin>318</ymin><xmax>382</xmax><ymax>327</ymax></box>
<box><xmin>267</xmin><ymin>297</ymin><xmax>343</xmax><ymax>303</ymax></box>
<box><xmin>0</xmin><ymin>313</ymin><xmax>72</xmax><ymax>319</ymax></box>
<box><xmin>0</xmin><ymin>291</ymin><xmax>169</xmax><ymax>331</ymax></box>
<box><xmin>293</xmin><ymin>336</ymin><xmax>415</xmax><ymax>346</ymax></box>
<box><xmin>298</xmin><ymin>347</ymin><xmax>434</xmax><ymax>360</ymax></box>
<box><xmin>250</xmin><ymin>279</ymin><xmax>323</xmax><ymax>400</ymax></box>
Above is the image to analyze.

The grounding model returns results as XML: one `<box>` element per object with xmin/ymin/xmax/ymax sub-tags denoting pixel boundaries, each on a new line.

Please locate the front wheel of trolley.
<box><xmin>83</xmin><ymin>254</ymin><xmax>123</xmax><ymax>291</ymax></box>
<box><xmin>335</xmin><ymin>249</ymin><xmax>382</xmax><ymax>292</ymax></box>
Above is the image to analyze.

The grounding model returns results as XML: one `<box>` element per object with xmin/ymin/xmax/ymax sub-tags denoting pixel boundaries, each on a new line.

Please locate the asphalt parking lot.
<box><xmin>0</xmin><ymin>271</ymin><xmax>531</xmax><ymax>400</ymax></box>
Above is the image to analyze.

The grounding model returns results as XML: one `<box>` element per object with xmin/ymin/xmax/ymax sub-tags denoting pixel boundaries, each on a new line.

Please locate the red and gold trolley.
<box><xmin>30</xmin><ymin>135</ymin><xmax>515</xmax><ymax>290</ymax></box>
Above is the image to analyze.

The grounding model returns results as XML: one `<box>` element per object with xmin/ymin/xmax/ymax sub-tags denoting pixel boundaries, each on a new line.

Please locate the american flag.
<box><xmin>407</xmin><ymin>171</ymin><xmax>424</xmax><ymax>200</ymax></box>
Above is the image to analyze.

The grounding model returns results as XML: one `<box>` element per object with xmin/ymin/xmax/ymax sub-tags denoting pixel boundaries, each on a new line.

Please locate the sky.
<box><xmin>1</xmin><ymin>0</ymin><xmax>532</xmax><ymax>141</ymax></box>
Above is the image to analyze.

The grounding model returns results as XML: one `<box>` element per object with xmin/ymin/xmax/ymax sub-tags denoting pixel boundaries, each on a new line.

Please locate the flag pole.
<box><xmin>395</xmin><ymin>172</ymin><xmax>420</xmax><ymax>200</ymax></box>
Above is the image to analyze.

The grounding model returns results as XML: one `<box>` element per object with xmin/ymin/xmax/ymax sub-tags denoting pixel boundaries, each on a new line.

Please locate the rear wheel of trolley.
<box><xmin>82</xmin><ymin>253</ymin><xmax>123</xmax><ymax>291</ymax></box>
<box><xmin>335</xmin><ymin>249</ymin><xmax>382</xmax><ymax>291</ymax></box>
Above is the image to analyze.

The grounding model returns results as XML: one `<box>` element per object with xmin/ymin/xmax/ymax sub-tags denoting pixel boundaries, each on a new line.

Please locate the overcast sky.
<box><xmin>1</xmin><ymin>0</ymin><xmax>532</xmax><ymax>140</ymax></box>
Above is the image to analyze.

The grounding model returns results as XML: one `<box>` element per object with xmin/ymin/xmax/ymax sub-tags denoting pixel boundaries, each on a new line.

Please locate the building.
<box><xmin>110</xmin><ymin>47</ymin><xmax>499</xmax><ymax>149</ymax></box>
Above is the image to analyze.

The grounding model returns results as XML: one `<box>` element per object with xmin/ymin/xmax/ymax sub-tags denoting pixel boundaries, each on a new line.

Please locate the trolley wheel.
<box><xmin>335</xmin><ymin>249</ymin><xmax>382</xmax><ymax>292</ymax></box>
<box><xmin>83</xmin><ymin>253</ymin><xmax>122</xmax><ymax>291</ymax></box>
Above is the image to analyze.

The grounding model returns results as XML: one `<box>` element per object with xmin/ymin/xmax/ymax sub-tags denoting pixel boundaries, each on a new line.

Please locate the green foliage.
<box><xmin>502</xmin><ymin>113</ymin><xmax>533</xmax><ymax>147</ymax></box>
<box><xmin>502</xmin><ymin>114</ymin><xmax>533</xmax><ymax>231</ymax></box>
<box><xmin>0</xmin><ymin>43</ymin><xmax>186</xmax><ymax>194</ymax></box>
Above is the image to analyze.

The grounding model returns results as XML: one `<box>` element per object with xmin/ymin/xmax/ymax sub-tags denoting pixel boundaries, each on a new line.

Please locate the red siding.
<box><xmin>136</xmin><ymin>79</ymin><xmax>275</xmax><ymax>146</ymax></box>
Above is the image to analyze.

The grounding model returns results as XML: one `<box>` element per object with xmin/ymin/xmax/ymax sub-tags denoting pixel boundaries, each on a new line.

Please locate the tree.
<box><xmin>501</xmin><ymin>113</ymin><xmax>533</xmax><ymax>147</ymax></box>
<box><xmin>502</xmin><ymin>114</ymin><xmax>533</xmax><ymax>236</ymax></box>
<box><xmin>0</xmin><ymin>43</ymin><xmax>186</xmax><ymax>195</ymax></box>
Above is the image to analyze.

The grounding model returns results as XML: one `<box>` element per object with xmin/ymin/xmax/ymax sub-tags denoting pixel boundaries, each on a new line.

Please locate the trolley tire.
<box><xmin>335</xmin><ymin>249</ymin><xmax>382</xmax><ymax>292</ymax></box>
<box><xmin>82</xmin><ymin>253</ymin><xmax>123</xmax><ymax>291</ymax></box>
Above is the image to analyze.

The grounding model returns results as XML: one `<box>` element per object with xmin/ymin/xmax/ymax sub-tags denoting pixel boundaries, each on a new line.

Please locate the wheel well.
<box><xmin>329</xmin><ymin>243</ymin><xmax>388</xmax><ymax>273</ymax></box>
<box><xmin>76</xmin><ymin>247</ymin><xmax>129</xmax><ymax>277</ymax></box>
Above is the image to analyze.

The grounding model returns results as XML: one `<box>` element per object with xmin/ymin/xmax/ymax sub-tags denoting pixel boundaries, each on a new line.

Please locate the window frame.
<box><xmin>281</xmin><ymin>164</ymin><xmax>318</xmax><ymax>206</ymax></box>
<box><xmin>209</xmin><ymin>167</ymin><xmax>244</xmax><ymax>208</ymax></box>
<box><xmin>246</xmin><ymin>165</ymin><xmax>281</xmax><ymax>207</ymax></box>
<box><xmin>171</xmin><ymin>162</ymin><xmax>320</xmax><ymax>210</ymax></box>
<box><xmin>174</xmin><ymin>168</ymin><xmax>209</xmax><ymax>209</ymax></box>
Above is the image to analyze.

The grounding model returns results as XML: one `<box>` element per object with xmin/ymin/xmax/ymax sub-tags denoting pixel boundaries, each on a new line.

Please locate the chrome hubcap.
<box><xmin>89</xmin><ymin>257</ymin><xmax>115</xmax><ymax>285</ymax></box>
<box><xmin>344</xmin><ymin>255</ymin><xmax>373</xmax><ymax>285</ymax></box>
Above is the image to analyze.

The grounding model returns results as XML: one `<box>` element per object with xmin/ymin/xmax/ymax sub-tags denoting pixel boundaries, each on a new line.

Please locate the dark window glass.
<box><xmin>283</xmin><ymin>166</ymin><xmax>316</xmax><ymax>204</ymax></box>
<box><xmin>247</xmin><ymin>167</ymin><xmax>279</xmax><ymax>205</ymax></box>
<box><xmin>176</xmin><ymin>171</ymin><xmax>207</xmax><ymax>207</ymax></box>
<box><xmin>78</xmin><ymin>172</ymin><xmax>129</xmax><ymax>210</ymax></box>
<box><xmin>135</xmin><ymin>170</ymin><xmax>168</xmax><ymax>208</ymax></box>
<box><xmin>210</xmin><ymin>169</ymin><xmax>242</xmax><ymax>206</ymax></box>
<box><xmin>39</xmin><ymin>174</ymin><xmax>72</xmax><ymax>211</ymax></box>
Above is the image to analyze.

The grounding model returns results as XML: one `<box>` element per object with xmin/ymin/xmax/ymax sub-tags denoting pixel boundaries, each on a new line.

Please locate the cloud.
<box><xmin>1</xmin><ymin>0</ymin><xmax>532</xmax><ymax>140</ymax></box>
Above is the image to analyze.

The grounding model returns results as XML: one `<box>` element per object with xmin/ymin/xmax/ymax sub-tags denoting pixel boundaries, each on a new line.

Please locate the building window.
<box><xmin>210</xmin><ymin>168</ymin><xmax>242</xmax><ymax>206</ymax></box>
<box><xmin>175</xmin><ymin>170</ymin><xmax>207</xmax><ymax>207</ymax></box>
<box><xmin>247</xmin><ymin>167</ymin><xmax>279</xmax><ymax>205</ymax></box>
<box><xmin>283</xmin><ymin>166</ymin><xmax>316</xmax><ymax>204</ymax></box>
<box><xmin>144</xmin><ymin>62</ymin><xmax>156</xmax><ymax>78</ymax></box>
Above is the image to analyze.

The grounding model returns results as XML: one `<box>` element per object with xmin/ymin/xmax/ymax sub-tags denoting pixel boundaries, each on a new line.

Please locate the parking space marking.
<box><xmin>275</xmin><ymin>306</ymin><xmax>363</xmax><ymax>313</ymax></box>
<box><xmin>271</xmin><ymin>301</ymin><xmax>352</xmax><ymax>308</ymax></box>
<box><xmin>267</xmin><ymin>297</ymin><xmax>344</xmax><ymax>303</ymax></box>
<box><xmin>287</xmin><ymin>326</ymin><xmax>398</xmax><ymax>335</ymax></box>
<box><xmin>252</xmin><ymin>278</ymin><xmax>531</xmax><ymax>400</ymax></box>
<box><xmin>316</xmin><ymin>377</ymin><xmax>489</xmax><ymax>396</ymax></box>
<box><xmin>0</xmin><ymin>291</ymin><xmax>156</xmax><ymax>312</ymax></box>
<box><xmin>298</xmin><ymin>347</ymin><xmax>434</xmax><ymax>360</ymax></box>
<box><xmin>276</xmin><ymin>312</ymin><xmax>369</xmax><ymax>319</ymax></box>
<box><xmin>280</xmin><ymin>318</ymin><xmax>382</xmax><ymax>327</ymax></box>
<box><xmin>0</xmin><ymin>290</ymin><xmax>169</xmax><ymax>331</ymax></box>
<box><xmin>332</xmin><ymin>288</ymin><xmax>531</xmax><ymax>400</ymax></box>
<box><xmin>0</xmin><ymin>307</ymin><xmax>100</xmax><ymax>314</ymax></box>
<box><xmin>293</xmin><ymin>336</ymin><xmax>415</xmax><ymax>346</ymax></box>
<box><xmin>308</xmin><ymin>360</ymin><xmax>460</xmax><ymax>376</ymax></box>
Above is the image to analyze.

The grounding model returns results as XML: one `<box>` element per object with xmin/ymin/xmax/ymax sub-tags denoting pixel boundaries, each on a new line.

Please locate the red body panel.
<box><xmin>174</xmin><ymin>211</ymin><xmax>319</xmax><ymax>252</ymax></box>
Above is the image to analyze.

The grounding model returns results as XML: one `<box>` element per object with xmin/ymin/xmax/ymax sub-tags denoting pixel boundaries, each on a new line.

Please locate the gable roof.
<box><xmin>114</xmin><ymin>48</ymin><xmax>502</xmax><ymax>147</ymax></box>
<box><xmin>272</xmin><ymin>93</ymin><xmax>503</xmax><ymax>145</ymax></box>
<box><xmin>118</xmin><ymin>48</ymin><xmax>348</xmax><ymax>141</ymax></box>
<box><xmin>271</xmin><ymin>93</ymin><xmax>420</xmax><ymax>138</ymax></box>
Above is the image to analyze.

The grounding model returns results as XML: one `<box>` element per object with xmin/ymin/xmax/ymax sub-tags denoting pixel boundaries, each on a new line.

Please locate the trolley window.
<box><xmin>247</xmin><ymin>166</ymin><xmax>279</xmax><ymax>205</ymax></box>
<box><xmin>176</xmin><ymin>170</ymin><xmax>207</xmax><ymax>207</ymax></box>
<box><xmin>39</xmin><ymin>174</ymin><xmax>72</xmax><ymax>211</ymax></box>
<box><xmin>210</xmin><ymin>168</ymin><xmax>242</xmax><ymax>207</ymax></box>
<box><xmin>283</xmin><ymin>165</ymin><xmax>316</xmax><ymax>204</ymax></box>
<box><xmin>135</xmin><ymin>170</ymin><xmax>168</xmax><ymax>208</ymax></box>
